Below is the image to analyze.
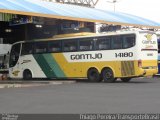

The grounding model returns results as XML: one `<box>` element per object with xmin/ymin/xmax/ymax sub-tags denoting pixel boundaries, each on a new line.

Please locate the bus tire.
<box><xmin>23</xmin><ymin>70</ymin><xmax>32</xmax><ymax>80</ymax></box>
<box><xmin>102</xmin><ymin>68</ymin><xmax>116</xmax><ymax>83</ymax></box>
<box><xmin>121</xmin><ymin>78</ymin><xmax>131</xmax><ymax>82</ymax></box>
<box><xmin>87</xmin><ymin>68</ymin><xmax>102</xmax><ymax>82</ymax></box>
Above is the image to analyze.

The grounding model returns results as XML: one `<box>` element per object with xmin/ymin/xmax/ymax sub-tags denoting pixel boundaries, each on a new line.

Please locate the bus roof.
<box><xmin>38</xmin><ymin>31</ymin><xmax>137</xmax><ymax>41</ymax></box>
<box><xmin>52</xmin><ymin>32</ymin><xmax>96</xmax><ymax>39</ymax></box>
<box><xmin>13</xmin><ymin>30</ymin><xmax>154</xmax><ymax>44</ymax></box>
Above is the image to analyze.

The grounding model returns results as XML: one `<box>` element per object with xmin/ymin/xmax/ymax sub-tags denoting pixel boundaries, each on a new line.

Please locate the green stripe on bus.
<box><xmin>33</xmin><ymin>54</ymin><xmax>56</xmax><ymax>78</ymax></box>
<box><xmin>43</xmin><ymin>54</ymin><xmax>66</xmax><ymax>78</ymax></box>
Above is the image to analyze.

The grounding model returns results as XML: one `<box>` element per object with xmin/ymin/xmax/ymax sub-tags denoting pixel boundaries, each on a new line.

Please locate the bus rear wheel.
<box><xmin>87</xmin><ymin>68</ymin><xmax>102</xmax><ymax>82</ymax></box>
<box><xmin>23</xmin><ymin>70</ymin><xmax>32</xmax><ymax>80</ymax></box>
<box><xmin>121</xmin><ymin>78</ymin><xmax>131</xmax><ymax>82</ymax></box>
<box><xmin>102</xmin><ymin>68</ymin><xmax>116</xmax><ymax>83</ymax></box>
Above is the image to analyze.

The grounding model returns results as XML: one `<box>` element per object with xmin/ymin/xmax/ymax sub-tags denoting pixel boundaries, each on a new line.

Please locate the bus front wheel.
<box><xmin>23</xmin><ymin>70</ymin><xmax>32</xmax><ymax>80</ymax></box>
<box><xmin>121</xmin><ymin>78</ymin><xmax>131</xmax><ymax>82</ymax></box>
<box><xmin>102</xmin><ymin>68</ymin><xmax>116</xmax><ymax>83</ymax></box>
<box><xmin>87</xmin><ymin>68</ymin><xmax>102</xmax><ymax>82</ymax></box>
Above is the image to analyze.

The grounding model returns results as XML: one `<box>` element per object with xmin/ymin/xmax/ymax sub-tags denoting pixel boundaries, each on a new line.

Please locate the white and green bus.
<box><xmin>9</xmin><ymin>31</ymin><xmax>158</xmax><ymax>82</ymax></box>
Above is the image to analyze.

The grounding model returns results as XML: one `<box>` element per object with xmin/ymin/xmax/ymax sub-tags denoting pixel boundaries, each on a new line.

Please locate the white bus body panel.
<box><xmin>137</xmin><ymin>32</ymin><xmax>158</xmax><ymax>61</ymax></box>
<box><xmin>9</xmin><ymin>55</ymin><xmax>46</xmax><ymax>79</ymax></box>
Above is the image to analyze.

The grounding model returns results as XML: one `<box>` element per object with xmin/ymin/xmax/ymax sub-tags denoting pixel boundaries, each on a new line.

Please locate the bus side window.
<box><xmin>79</xmin><ymin>39</ymin><xmax>94</xmax><ymax>51</ymax></box>
<box><xmin>158</xmin><ymin>43</ymin><xmax>160</xmax><ymax>53</ymax></box>
<box><xmin>48</xmin><ymin>41</ymin><xmax>61</xmax><ymax>52</ymax></box>
<box><xmin>63</xmin><ymin>40</ymin><xmax>77</xmax><ymax>52</ymax></box>
<box><xmin>34</xmin><ymin>42</ymin><xmax>48</xmax><ymax>54</ymax></box>
<box><xmin>21</xmin><ymin>43</ymin><xmax>34</xmax><ymax>55</ymax></box>
<box><xmin>112</xmin><ymin>36</ymin><xmax>122</xmax><ymax>49</ymax></box>
<box><xmin>96</xmin><ymin>37</ymin><xmax>111</xmax><ymax>50</ymax></box>
<box><xmin>123</xmin><ymin>35</ymin><xmax>135</xmax><ymax>49</ymax></box>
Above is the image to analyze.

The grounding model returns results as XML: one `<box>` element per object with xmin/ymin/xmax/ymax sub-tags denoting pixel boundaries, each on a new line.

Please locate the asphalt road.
<box><xmin>0</xmin><ymin>77</ymin><xmax>160</xmax><ymax>113</ymax></box>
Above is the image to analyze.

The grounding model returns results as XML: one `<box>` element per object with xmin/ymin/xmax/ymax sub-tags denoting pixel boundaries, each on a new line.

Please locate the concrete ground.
<box><xmin>0</xmin><ymin>77</ymin><xmax>160</xmax><ymax>113</ymax></box>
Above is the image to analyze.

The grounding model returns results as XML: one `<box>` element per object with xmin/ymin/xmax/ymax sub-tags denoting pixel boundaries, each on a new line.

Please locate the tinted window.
<box><xmin>112</xmin><ymin>36</ymin><xmax>122</xmax><ymax>49</ymax></box>
<box><xmin>96</xmin><ymin>37</ymin><xmax>111</xmax><ymax>50</ymax></box>
<box><xmin>34</xmin><ymin>42</ymin><xmax>48</xmax><ymax>54</ymax></box>
<box><xmin>79</xmin><ymin>38</ymin><xmax>94</xmax><ymax>51</ymax></box>
<box><xmin>9</xmin><ymin>43</ymin><xmax>21</xmax><ymax>67</ymax></box>
<box><xmin>158</xmin><ymin>43</ymin><xmax>160</xmax><ymax>53</ymax></box>
<box><xmin>48</xmin><ymin>41</ymin><xmax>61</xmax><ymax>52</ymax></box>
<box><xmin>123</xmin><ymin>34</ymin><xmax>135</xmax><ymax>49</ymax></box>
<box><xmin>21</xmin><ymin>42</ymin><xmax>34</xmax><ymax>55</ymax></box>
<box><xmin>63</xmin><ymin>40</ymin><xmax>77</xmax><ymax>52</ymax></box>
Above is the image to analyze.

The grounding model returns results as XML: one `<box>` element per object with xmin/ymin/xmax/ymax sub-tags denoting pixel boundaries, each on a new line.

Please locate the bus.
<box><xmin>8</xmin><ymin>31</ymin><xmax>158</xmax><ymax>82</ymax></box>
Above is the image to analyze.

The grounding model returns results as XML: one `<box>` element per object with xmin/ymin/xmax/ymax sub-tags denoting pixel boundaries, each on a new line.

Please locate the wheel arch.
<box><xmin>23</xmin><ymin>69</ymin><xmax>33</xmax><ymax>78</ymax></box>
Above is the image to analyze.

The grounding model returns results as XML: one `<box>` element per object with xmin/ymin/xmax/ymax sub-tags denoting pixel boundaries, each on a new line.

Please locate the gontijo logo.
<box><xmin>12</xmin><ymin>70</ymin><xmax>20</xmax><ymax>76</ymax></box>
<box><xmin>142</xmin><ymin>34</ymin><xmax>156</xmax><ymax>44</ymax></box>
<box><xmin>145</xmin><ymin>34</ymin><xmax>152</xmax><ymax>41</ymax></box>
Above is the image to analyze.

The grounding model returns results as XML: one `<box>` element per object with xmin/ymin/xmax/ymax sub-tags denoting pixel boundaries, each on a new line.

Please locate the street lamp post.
<box><xmin>113</xmin><ymin>0</ymin><xmax>116</xmax><ymax>12</ymax></box>
<box><xmin>106</xmin><ymin>0</ymin><xmax>117</xmax><ymax>12</ymax></box>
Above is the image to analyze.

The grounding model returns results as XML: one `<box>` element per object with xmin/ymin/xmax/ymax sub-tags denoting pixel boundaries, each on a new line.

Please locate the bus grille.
<box><xmin>121</xmin><ymin>61</ymin><xmax>135</xmax><ymax>76</ymax></box>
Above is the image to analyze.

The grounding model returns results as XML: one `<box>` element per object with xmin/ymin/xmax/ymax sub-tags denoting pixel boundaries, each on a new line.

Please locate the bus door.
<box><xmin>9</xmin><ymin>43</ymin><xmax>21</xmax><ymax>78</ymax></box>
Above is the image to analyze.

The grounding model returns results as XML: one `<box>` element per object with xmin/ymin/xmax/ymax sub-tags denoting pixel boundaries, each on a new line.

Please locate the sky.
<box><xmin>96</xmin><ymin>0</ymin><xmax>160</xmax><ymax>23</ymax></box>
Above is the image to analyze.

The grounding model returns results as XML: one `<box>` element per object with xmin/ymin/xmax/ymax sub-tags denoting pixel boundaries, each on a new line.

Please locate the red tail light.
<box><xmin>138</xmin><ymin>59</ymin><xmax>142</xmax><ymax>67</ymax></box>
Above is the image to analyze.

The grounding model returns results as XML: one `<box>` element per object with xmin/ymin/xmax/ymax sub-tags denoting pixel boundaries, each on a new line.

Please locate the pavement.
<box><xmin>0</xmin><ymin>77</ymin><xmax>160</xmax><ymax>113</ymax></box>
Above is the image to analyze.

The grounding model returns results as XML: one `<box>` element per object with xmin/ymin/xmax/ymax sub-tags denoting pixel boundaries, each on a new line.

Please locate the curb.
<box><xmin>0</xmin><ymin>81</ymin><xmax>76</xmax><ymax>89</ymax></box>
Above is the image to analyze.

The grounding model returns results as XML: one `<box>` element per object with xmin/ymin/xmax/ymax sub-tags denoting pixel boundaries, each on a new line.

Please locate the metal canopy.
<box><xmin>0</xmin><ymin>0</ymin><xmax>160</xmax><ymax>28</ymax></box>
